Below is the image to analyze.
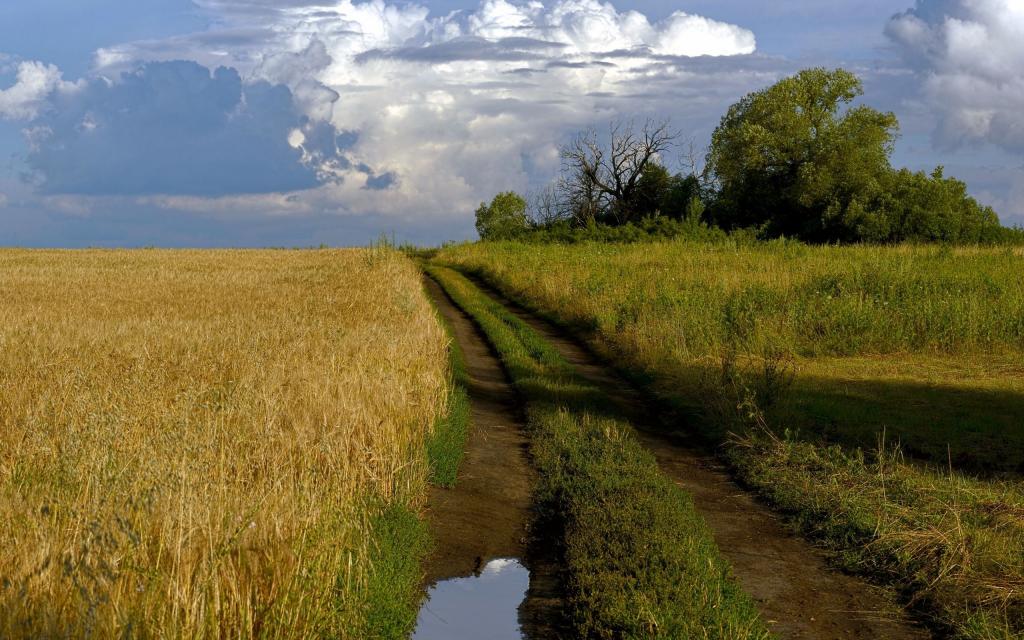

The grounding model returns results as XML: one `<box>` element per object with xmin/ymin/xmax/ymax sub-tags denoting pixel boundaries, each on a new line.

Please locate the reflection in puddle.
<box><xmin>414</xmin><ymin>558</ymin><xmax>529</xmax><ymax>640</ymax></box>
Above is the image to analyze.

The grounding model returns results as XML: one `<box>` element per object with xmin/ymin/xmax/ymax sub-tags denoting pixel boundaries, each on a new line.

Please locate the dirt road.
<box><xmin>463</xmin><ymin>273</ymin><xmax>930</xmax><ymax>640</ymax></box>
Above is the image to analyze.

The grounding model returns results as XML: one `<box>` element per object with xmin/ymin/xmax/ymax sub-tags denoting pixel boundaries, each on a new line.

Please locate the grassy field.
<box><xmin>426</xmin><ymin>264</ymin><xmax>770</xmax><ymax>639</ymax></box>
<box><xmin>435</xmin><ymin>239</ymin><xmax>1024</xmax><ymax>638</ymax></box>
<box><xmin>437</xmin><ymin>241</ymin><xmax>1024</xmax><ymax>473</ymax></box>
<box><xmin>0</xmin><ymin>249</ymin><xmax>451</xmax><ymax>638</ymax></box>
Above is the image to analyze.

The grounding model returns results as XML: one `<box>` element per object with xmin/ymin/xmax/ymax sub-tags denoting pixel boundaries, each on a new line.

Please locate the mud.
<box><xmin>466</xmin><ymin>274</ymin><xmax>930</xmax><ymax>640</ymax></box>
<box><xmin>419</xmin><ymin>275</ymin><xmax>564</xmax><ymax>639</ymax></box>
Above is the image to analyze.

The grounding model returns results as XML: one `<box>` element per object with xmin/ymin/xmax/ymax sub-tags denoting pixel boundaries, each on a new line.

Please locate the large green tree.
<box><xmin>475</xmin><ymin>191</ymin><xmax>530</xmax><ymax>240</ymax></box>
<box><xmin>707</xmin><ymin>68</ymin><xmax>899</xmax><ymax>241</ymax></box>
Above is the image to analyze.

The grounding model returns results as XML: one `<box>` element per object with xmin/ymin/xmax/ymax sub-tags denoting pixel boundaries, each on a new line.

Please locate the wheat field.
<box><xmin>0</xmin><ymin>248</ymin><xmax>449</xmax><ymax>638</ymax></box>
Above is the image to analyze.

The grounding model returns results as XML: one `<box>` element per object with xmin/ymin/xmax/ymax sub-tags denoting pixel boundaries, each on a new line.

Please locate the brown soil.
<box><xmin>420</xmin><ymin>275</ymin><xmax>564</xmax><ymax>638</ymax></box>
<box><xmin>467</xmin><ymin>275</ymin><xmax>931</xmax><ymax>640</ymax></box>
<box><xmin>420</xmin><ymin>275</ymin><xmax>534</xmax><ymax>582</ymax></box>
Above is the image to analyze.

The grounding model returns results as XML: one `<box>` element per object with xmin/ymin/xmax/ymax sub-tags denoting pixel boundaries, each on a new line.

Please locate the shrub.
<box><xmin>475</xmin><ymin>191</ymin><xmax>530</xmax><ymax>240</ymax></box>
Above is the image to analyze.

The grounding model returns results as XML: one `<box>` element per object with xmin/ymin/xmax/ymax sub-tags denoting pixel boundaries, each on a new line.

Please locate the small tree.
<box><xmin>527</xmin><ymin>183</ymin><xmax>563</xmax><ymax>226</ymax></box>
<box><xmin>475</xmin><ymin>191</ymin><xmax>530</xmax><ymax>240</ymax></box>
<box><xmin>630</xmin><ymin>164</ymin><xmax>705</xmax><ymax>221</ymax></box>
<box><xmin>633</xmin><ymin>163</ymin><xmax>673</xmax><ymax>218</ymax></box>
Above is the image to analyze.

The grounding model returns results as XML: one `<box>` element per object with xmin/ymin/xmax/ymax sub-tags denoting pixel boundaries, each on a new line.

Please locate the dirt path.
<box><xmin>420</xmin><ymin>276</ymin><xmax>562</xmax><ymax>638</ymax></box>
<box><xmin>465</xmin><ymin>274</ymin><xmax>930</xmax><ymax>640</ymax></box>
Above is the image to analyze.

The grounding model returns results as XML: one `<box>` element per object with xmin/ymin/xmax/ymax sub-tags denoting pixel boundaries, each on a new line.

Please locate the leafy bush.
<box><xmin>524</xmin><ymin>215</ymin><xmax>727</xmax><ymax>244</ymax></box>
<box><xmin>475</xmin><ymin>191</ymin><xmax>530</xmax><ymax>240</ymax></box>
<box><xmin>868</xmin><ymin>167</ymin><xmax>1002</xmax><ymax>243</ymax></box>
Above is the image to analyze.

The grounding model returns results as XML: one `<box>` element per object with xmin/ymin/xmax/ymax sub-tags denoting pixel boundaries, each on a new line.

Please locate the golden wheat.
<box><xmin>0</xmin><ymin>248</ymin><xmax>448</xmax><ymax>638</ymax></box>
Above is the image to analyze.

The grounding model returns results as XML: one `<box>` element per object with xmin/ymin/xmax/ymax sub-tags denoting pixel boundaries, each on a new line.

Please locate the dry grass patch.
<box><xmin>0</xmin><ymin>248</ymin><xmax>448</xmax><ymax>638</ymax></box>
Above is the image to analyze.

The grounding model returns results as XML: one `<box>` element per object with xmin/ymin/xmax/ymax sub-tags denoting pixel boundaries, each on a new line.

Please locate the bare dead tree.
<box><xmin>559</xmin><ymin>119</ymin><xmax>679</xmax><ymax>225</ymax></box>
<box><xmin>678</xmin><ymin>137</ymin><xmax>704</xmax><ymax>179</ymax></box>
<box><xmin>558</xmin><ymin>161</ymin><xmax>602</xmax><ymax>227</ymax></box>
<box><xmin>527</xmin><ymin>182</ymin><xmax>563</xmax><ymax>226</ymax></box>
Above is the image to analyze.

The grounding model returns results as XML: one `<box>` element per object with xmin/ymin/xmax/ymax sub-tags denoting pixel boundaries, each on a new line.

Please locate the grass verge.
<box><xmin>425</xmin><ymin>264</ymin><xmax>770</xmax><ymax>639</ymax></box>
<box><xmin>423</xmin><ymin>279</ymin><xmax>472</xmax><ymax>488</ymax></box>
<box><xmin>727</xmin><ymin>431</ymin><xmax>1024</xmax><ymax>639</ymax></box>
<box><xmin>360</xmin><ymin>275</ymin><xmax>478</xmax><ymax>637</ymax></box>
<box><xmin>357</xmin><ymin>502</ymin><xmax>432</xmax><ymax>639</ymax></box>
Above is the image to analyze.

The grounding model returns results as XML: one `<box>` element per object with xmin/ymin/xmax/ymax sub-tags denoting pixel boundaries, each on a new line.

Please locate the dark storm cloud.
<box><xmin>25</xmin><ymin>60</ymin><xmax>324</xmax><ymax>196</ymax></box>
<box><xmin>364</xmin><ymin>172</ymin><xmax>397</xmax><ymax>190</ymax></box>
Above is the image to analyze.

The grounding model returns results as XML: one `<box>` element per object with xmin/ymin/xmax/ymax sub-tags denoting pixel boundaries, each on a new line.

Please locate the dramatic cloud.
<box><xmin>104</xmin><ymin>0</ymin><xmax>756</xmax><ymax>67</ymax></box>
<box><xmin>432</xmin><ymin>0</ymin><xmax>757</xmax><ymax>57</ymax></box>
<box><xmin>0</xmin><ymin>0</ymin><xmax>769</xmax><ymax>241</ymax></box>
<box><xmin>887</xmin><ymin>0</ymin><xmax>1024</xmax><ymax>151</ymax></box>
<box><xmin>83</xmin><ymin>0</ymin><xmax>766</xmax><ymax>224</ymax></box>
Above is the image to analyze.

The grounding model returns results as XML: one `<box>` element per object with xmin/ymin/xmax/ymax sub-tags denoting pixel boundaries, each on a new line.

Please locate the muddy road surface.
<box><xmin>419</xmin><ymin>276</ymin><xmax>563</xmax><ymax>639</ymax></box>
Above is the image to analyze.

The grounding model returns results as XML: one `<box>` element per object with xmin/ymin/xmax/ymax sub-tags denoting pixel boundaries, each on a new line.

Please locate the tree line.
<box><xmin>475</xmin><ymin>68</ymin><xmax>1020</xmax><ymax>244</ymax></box>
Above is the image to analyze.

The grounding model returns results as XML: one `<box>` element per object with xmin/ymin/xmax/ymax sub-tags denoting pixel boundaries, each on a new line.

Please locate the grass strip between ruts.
<box><xmin>426</xmin><ymin>264</ymin><xmax>771</xmax><ymax>639</ymax></box>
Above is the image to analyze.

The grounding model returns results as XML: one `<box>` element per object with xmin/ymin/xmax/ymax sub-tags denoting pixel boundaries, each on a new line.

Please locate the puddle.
<box><xmin>413</xmin><ymin>558</ymin><xmax>529</xmax><ymax>640</ymax></box>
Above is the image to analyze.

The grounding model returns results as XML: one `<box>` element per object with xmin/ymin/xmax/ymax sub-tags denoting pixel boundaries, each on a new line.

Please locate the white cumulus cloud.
<box><xmin>0</xmin><ymin>60</ymin><xmax>78</xmax><ymax>121</ymax></box>
<box><xmin>887</xmin><ymin>0</ymin><xmax>1024</xmax><ymax>150</ymax></box>
<box><xmin>441</xmin><ymin>0</ymin><xmax>756</xmax><ymax>56</ymax></box>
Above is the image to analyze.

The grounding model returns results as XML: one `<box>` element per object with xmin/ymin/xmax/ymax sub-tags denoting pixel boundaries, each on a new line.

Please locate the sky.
<box><xmin>1</xmin><ymin>0</ymin><xmax>1023</xmax><ymax>247</ymax></box>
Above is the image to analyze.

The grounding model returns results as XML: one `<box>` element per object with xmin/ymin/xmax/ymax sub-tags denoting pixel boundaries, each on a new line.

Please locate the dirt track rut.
<box><xmin>421</xmin><ymin>275</ymin><xmax>534</xmax><ymax>583</ymax></box>
<box><xmin>421</xmin><ymin>275</ymin><xmax>563</xmax><ymax>638</ymax></box>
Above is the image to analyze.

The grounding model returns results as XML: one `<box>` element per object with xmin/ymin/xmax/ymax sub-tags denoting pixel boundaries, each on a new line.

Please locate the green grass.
<box><xmin>357</xmin><ymin>502</ymin><xmax>432</xmax><ymax>639</ymax></box>
<box><xmin>728</xmin><ymin>434</ymin><xmax>1024</xmax><ymax>639</ymax></box>
<box><xmin>784</xmin><ymin>355</ymin><xmax>1024</xmax><ymax>472</ymax></box>
<box><xmin>434</xmin><ymin>239</ymin><xmax>1024</xmax><ymax>639</ymax></box>
<box><xmin>424</xmin><ymin>280</ymin><xmax>472</xmax><ymax>487</ymax></box>
<box><xmin>426</xmin><ymin>264</ymin><xmax>770</xmax><ymax>639</ymax></box>
<box><xmin>426</xmin><ymin>388</ymin><xmax>470</xmax><ymax>488</ymax></box>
